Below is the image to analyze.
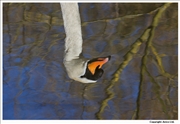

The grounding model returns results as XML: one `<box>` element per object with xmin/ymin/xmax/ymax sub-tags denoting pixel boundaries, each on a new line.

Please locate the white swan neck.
<box><xmin>60</xmin><ymin>3</ymin><xmax>83</xmax><ymax>61</ymax></box>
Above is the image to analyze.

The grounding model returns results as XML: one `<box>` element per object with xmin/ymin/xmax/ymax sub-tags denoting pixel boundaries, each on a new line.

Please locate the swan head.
<box><xmin>64</xmin><ymin>56</ymin><xmax>111</xmax><ymax>83</ymax></box>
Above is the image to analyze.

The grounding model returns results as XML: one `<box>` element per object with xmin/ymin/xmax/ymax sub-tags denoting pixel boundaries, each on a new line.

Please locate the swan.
<box><xmin>60</xmin><ymin>3</ymin><xmax>110</xmax><ymax>83</ymax></box>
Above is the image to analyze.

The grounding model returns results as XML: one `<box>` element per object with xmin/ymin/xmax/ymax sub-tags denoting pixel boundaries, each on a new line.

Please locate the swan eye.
<box><xmin>80</xmin><ymin>65</ymin><xmax>104</xmax><ymax>80</ymax></box>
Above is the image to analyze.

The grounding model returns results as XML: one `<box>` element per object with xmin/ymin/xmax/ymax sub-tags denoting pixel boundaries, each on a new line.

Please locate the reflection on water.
<box><xmin>3</xmin><ymin>3</ymin><xmax>178</xmax><ymax>119</ymax></box>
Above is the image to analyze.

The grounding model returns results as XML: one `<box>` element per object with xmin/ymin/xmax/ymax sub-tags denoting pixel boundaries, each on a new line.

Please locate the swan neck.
<box><xmin>60</xmin><ymin>3</ymin><xmax>83</xmax><ymax>61</ymax></box>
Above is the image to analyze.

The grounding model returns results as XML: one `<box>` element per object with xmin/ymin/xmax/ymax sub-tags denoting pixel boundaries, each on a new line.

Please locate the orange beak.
<box><xmin>87</xmin><ymin>56</ymin><xmax>111</xmax><ymax>75</ymax></box>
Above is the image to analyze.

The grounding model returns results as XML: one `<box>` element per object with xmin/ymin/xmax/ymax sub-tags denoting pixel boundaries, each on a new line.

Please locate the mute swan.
<box><xmin>60</xmin><ymin>3</ymin><xmax>110</xmax><ymax>83</ymax></box>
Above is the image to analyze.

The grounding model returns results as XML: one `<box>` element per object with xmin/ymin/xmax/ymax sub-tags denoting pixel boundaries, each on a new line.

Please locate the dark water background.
<box><xmin>3</xmin><ymin>3</ymin><xmax>178</xmax><ymax>119</ymax></box>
